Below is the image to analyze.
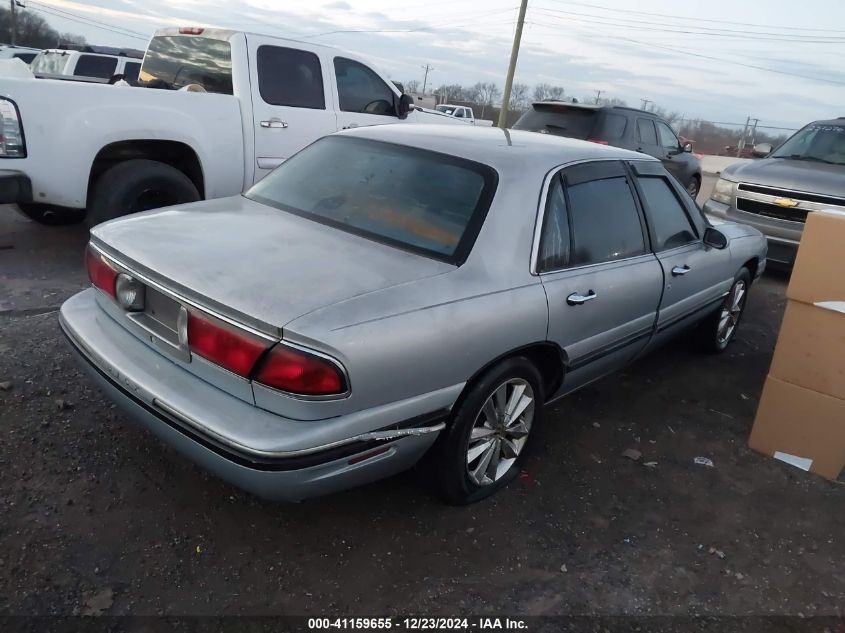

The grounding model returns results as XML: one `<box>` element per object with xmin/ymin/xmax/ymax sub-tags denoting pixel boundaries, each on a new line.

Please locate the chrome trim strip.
<box><xmin>737</xmin><ymin>182</ymin><xmax>845</xmax><ymax>207</ymax></box>
<box><xmin>765</xmin><ymin>235</ymin><xmax>800</xmax><ymax>245</ymax></box>
<box><xmin>89</xmin><ymin>243</ymin><xmax>277</xmax><ymax>342</ymax></box>
<box><xmin>530</xmin><ymin>157</ymin><xmax>659</xmax><ymax>275</ymax></box>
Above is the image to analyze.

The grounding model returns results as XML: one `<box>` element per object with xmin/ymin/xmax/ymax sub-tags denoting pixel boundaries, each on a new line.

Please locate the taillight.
<box><xmin>254</xmin><ymin>345</ymin><xmax>346</xmax><ymax>396</ymax></box>
<box><xmin>85</xmin><ymin>245</ymin><xmax>117</xmax><ymax>299</ymax></box>
<box><xmin>187</xmin><ymin>311</ymin><xmax>269</xmax><ymax>377</ymax></box>
<box><xmin>587</xmin><ymin>138</ymin><xmax>609</xmax><ymax>145</ymax></box>
<box><xmin>179</xmin><ymin>27</ymin><xmax>204</xmax><ymax>34</ymax></box>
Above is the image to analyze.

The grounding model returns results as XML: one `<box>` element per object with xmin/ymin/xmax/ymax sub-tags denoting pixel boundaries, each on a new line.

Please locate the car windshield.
<box><xmin>435</xmin><ymin>105</ymin><xmax>456</xmax><ymax>115</ymax></box>
<box><xmin>771</xmin><ymin>124</ymin><xmax>845</xmax><ymax>166</ymax></box>
<box><xmin>246</xmin><ymin>136</ymin><xmax>497</xmax><ymax>264</ymax></box>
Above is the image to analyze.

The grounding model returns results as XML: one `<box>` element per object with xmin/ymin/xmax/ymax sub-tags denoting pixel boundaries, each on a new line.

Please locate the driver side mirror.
<box><xmin>752</xmin><ymin>142</ymin><xmax>772</xmax><ymax>158</ymax></box>
<box><xmin>703</xmin><ymin>227</ymin><xmax>728</xmax><ymax>249</ymax></box>
<box><xmin>682</xmin><ymin>142</ymin><xmax>693</xmax><ymax>153</ymax></box>
<box><xmin>396</xmin><ymin>94</ymin><xmax>414</xmax><ymax>119</ymax></box>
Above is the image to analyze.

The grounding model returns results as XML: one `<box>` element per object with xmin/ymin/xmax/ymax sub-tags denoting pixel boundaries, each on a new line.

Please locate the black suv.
<box><xmin>514</xmin><ymin>102</ymin><xmax>703</xmax><ymax>197</ymax></box>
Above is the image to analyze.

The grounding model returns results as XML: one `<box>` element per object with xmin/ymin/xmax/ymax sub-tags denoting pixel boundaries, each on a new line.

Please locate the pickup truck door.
<box><xmin>628</xmin><ymin>161</ymin><xmax>733</xmax><ymax>352</ymax></box>
<box><xmin>537</xmin><ymin>161</ymin><xmax>663</xmax><ymax>396</ymax></box>
<box><xmin>331</xmin><ymin>56</ymin><xmax>403</xmax><ymax>131</ymax></box>
<box><xmin>246</xmin><ymin>35</ymin><xmax>338</xmax><ymax>182</ymax></box>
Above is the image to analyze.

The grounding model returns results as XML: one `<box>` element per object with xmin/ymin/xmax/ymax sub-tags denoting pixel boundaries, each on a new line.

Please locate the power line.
<box><xmin>27</xmin><ymin>1</ymin><xmax>150</xmax><ymax>40</ymax></box>
<box><xmin>542</xmin><ymin>0</ymin><xmax>845</xmax><ymax>34</ymax></box>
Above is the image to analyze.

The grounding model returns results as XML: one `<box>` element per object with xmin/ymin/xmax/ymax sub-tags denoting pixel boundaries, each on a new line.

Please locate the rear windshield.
<box><xmin>513</xmin><ymin>105</ymin><xmax>598</xmax><ymax>139</ymax></box>
<box><xmin>246</xmin><ymin>136</ymin><xmax>498</xmax><ymax>264</ymax></box>
<box><xmin>139</xmin><ymin>35</ymin><xmax>233</xmax><ymax>94</ymax></box>
<box><xmin>30</xmin><ymin>51</ymin><xmax>69</xmax><ymax>75</ymax></box>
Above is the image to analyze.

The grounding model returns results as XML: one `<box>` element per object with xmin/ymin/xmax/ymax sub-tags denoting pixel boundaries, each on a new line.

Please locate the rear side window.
<box><xmin>655</xmin><ymin>121</ymin><xmax>679</xmax><ymax>149</ymax></box>
<box><xmin>13</xmin><ymin>52</ymin><xmax>36</xmax><ymax>63</ymax></box>
<box><xmin>638</xmin><ymin>176</ymin><xmax>698</xmax><ymax>250</ymax></box>
<box><xmin>513</xmin><ymin>105</ymin><xmax>597</xmax><ymax>139</ymax></box>
<box><xmin>73</xmin><ymin>55</ymin><xmax>117</xmax><ymax>78</ymax></box>
<box><xmin>123</xmin><ymin>62</ymin><xmax>141</xmax><ymax>82</ymax></box>
<box><xmin>140</xmin><ymin>35</ymin><xmax>233</xmax><ymax>94</ymax></box>
<box><xmin>334</xmin><ymin>57</ymin><xmax>395</xmax><ymax>115</ymax></box>
<box><xmin>637</xmin><ymin>118</ymin><xmax>658</xmax><ymax>145</ymax></box>
<box><xmin>538</xmin><ymin>176</ymin><xmax>571</xmax><ymax>272</ymax></box>
<box><xmin>600</xmin><ymin>113</ymin><xmax>627</xmax><ymax>139</ymax></box>
<box><xmin>257</xmin><ymin>46</ymin><xmax>325</xmax><ymax>109</ymax></box>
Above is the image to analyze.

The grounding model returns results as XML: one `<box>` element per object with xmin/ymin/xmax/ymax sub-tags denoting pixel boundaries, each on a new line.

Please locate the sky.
<box><xmin>22</xmin><ymin>0</ymin><xmax>845</xmax><ymax>130</ymax></box>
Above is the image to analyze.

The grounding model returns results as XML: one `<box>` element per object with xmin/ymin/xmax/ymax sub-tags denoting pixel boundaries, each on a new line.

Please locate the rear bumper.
<box><xmin>60</xmin><ymin>289</ymin><xmax>454</xmax><ymax>501</ymax></box>
<box><xmin>703</xmin><ymin>199</ymin><xmax>800</xmax><ymax>266</ymax></box>
<box><xmin>0</xmin><ymin>170</ymin><xmax>31</xmax><ymax>204</ymax></box>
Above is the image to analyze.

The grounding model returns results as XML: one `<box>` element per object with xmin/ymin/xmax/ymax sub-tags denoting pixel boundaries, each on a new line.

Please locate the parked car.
<box><xmin>433</xmin><ymin>104</ymin><xmax>494</xmax><ymax>126</ymax></box>
<box><xmin>0</xmin><ymin>45</ymin><xmax>40</xmax><ymax>64</ymax></box>
<box><xmin>514</xmin><ymin>102</ymin><xmax>703</xmax><ymax>197</ymax></box>
<box><xmin>60</xmin><ymin>126</ymin><xmax>766</xmax><ymax>504</ymax></box>
<box><xmin>30</xmin><ymin>47</ymin><xmax>143</xmax><ymax>82</ymax></box>
<box><xmin>0</xmin><ymin>27</ymin><xmax>459</xmax><ymax>226</ymax></box>
<box><xmin>703</xmin><ymin>118</ymin><xmax>845</xmax><ymax>266</ymax></box>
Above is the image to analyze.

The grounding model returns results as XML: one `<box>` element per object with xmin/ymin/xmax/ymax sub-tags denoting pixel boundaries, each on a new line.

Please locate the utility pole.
<box><xmin>10</xmin><ymin>0</ymin><xmax>17</xmax><ymax>46</ymax></box>
<box><xmin>594</xmin><ymin>89</ymin><xmax>603</xmax><ymax>104</ymax></box>
<box><xmin>497</xmin><ymin>0</ymin><xmax>529</xmax><ymax>129</ymax></box>
<box><xmin>640</xmin><ymin>98</ymin><xmax>652</xmax><ymax>110</ymax></box>
<box><xmin>749</xmin><ymin>118</ymin><xmax>760</xmax><ymax>148</ymax></box>
<box><xmin>737</xmin><ymin>115</ymin><xmax>752</xmax><ymax>157</ymax></box>
<box><xmin>421</xmin><ymin>64</ymin><xmax>433</xmax><ymax>96</ymax></box>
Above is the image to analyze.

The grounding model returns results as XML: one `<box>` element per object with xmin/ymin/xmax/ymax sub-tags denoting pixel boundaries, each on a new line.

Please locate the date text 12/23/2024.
<box><xmin>308</xmin><ymin>618</ymin><xmax>528</xmax><ymax>630</ymax></box>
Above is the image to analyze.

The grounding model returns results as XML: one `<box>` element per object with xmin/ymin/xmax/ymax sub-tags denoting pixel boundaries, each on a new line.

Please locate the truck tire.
<box><xmin>86</xmin><ymin>159</ymin><xmax>200</xmax><ymax>227</ymax></box>
<box><xmin>17</xmin><ymin>203</ymin><xmax>86</xmax><ymax>226</ymax></box>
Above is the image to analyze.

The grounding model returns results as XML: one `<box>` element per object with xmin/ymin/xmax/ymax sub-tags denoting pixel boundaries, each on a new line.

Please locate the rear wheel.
<box><xmin>86</xmin><ymin>159</ymin><xmax>200</xmax><ymax>227</ymax></box>
<box><xmin>698</xmin><ymin>268</ymin><xmax>751</xmax><ymax>353</ymax></box>
<box><xmin>686</xmin><ymin>175</ymin><xmax>701</xmax><ymax>199</ymax></box>
<box><xmin>17</xmin><ymin>203</ymin><xmax>85</xmax><ymax>226</ymax></box>
<box><xmin>431</xmin><ymin>357</ymin><xmax>543</xmax><ymax>505</ymax></box>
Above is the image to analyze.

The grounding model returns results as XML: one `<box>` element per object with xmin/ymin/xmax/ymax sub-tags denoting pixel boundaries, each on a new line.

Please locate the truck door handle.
<box><xmin>672</xmin><ymin>265</ymin><xmax>691</xmax><ymax>276</ymax></box>
<box><xmin>567</xmin><ymin>290</ymin><xmax>597</xmax><ymax>306</ymax></box>
<box><xmin>260</xmin><ymin>119</ymin><xmax>288</xmax><ymax>129</ymax></box>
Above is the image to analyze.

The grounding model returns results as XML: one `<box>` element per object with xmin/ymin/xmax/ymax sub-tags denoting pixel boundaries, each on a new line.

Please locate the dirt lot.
<box><xmin>1</xmin><ymin>189</ymin><xmax>844</xmax><ymax>620</ymax></box>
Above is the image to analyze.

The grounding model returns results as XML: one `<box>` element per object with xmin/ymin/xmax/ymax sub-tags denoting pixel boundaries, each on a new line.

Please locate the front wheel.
<box><xmin>430</xmin><ymin>357</ymin><xmax>544</xmax><ymax>505</ymax></box>
<box><xmin>698</xmin><ymin>268</ymin><xmax>751</xmax><ymax>353</ymax></box>
<box><xmin>86</xmin><ymin>159</ymin><xmax>200</xmax><ymax>227</ymax></box>
<box><xmin>686</xmin><ymin>175</ymin><xmax>701</xmax><ymax>199</ymax></box>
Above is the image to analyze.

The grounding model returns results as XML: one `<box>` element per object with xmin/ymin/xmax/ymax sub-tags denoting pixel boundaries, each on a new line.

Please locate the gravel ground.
<box><xmin>1</xmin><ymin>193</ymin><xmax>843</xmax><ymax>618</ymax></box>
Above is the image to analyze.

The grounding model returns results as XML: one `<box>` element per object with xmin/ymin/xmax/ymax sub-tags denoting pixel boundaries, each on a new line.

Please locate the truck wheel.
<box><xmin>86</xmin><ymin>159</ymin><xmax>200</xmax><ymax>227</ymax></box>
<box><xmin>430</xmin><ymin>356</ymin><xmax>544</xmax><ymax>505</ymax></box>
<box><xmin>17</xmin><ymin>203</ymin><xmax>86</xmax><ymax>226</ymax></box>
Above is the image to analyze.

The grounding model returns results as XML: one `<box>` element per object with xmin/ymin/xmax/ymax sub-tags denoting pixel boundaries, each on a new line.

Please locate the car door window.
<box><xmin>455</xmin><ymin>108</ymin><xmax>465</xmax><ymax>118</ymax></box>
<box><xmin>123</xmin><ymin>62</ymin><xmax>141</xmax><ymax>82</ymax></box>
<box><xmin>73</xmin><ymin>54</ymin><xmax>117</xmax><ymax>78</ymax></box>
<box><xmin>538</xmin><ymin>166</ymin><xmax>646</xmax><ymax>271</ymax></box>
<box><xmin>656</xmin><ymin>121</ymin><xmax>680</xmax><ymax>150</ymax></box>
<box><xmin>638</xmin><ymin>176</ymin><xmax>698</xmax><ymax>251</ymax></box>
<box><xmin>257</xmin><ymin>46</ymin><xmax>325</xmax><ymax>109</ymax></box>
<box><xmin>637</xmin><ymin>118</ymin><xmax>658</xmax><ymax>146</ymax></box>
<box><xmin>334</xmin><ymin>57</ymin><xmax>396</xmax><ymax>116</ymax></box>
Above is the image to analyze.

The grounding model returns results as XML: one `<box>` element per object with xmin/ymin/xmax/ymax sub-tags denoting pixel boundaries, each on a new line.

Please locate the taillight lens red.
<box><xmin>187</xmin><ymin>311</ymin><xmax>269</xmax><ymax>377</ymax></box>
<box><xmin>179</xmin><ymin>26</ymin><xmax>204</xmax><ymax>34</ymax></box>
<box><xmin>85</xmin><ymin>246</ymin><xmax>117</xmax><ymax>299</ymax></box>
<box><xmin>255</xmin><ymin>345</ymin><xmax>346</xmax><ymax>396</ymax></box>
<box><xmin>587</xmin><ymin>138</ymin><xmax>609</xmax><ymax>145</ymax></box>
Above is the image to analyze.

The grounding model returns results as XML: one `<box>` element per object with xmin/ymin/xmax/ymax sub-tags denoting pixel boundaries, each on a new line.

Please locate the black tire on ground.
<box><xmin>430</xmin><ymin>356</ymin><xmax>545</xmax><ymax>505</ymax></box>
<box><xmin>686</xmin><ymin>175</ymin><xmax>701</xmax><ymax>199</ymax></box>
<box><xmin>697</xmin><ymin>267</ymin><xmax>752</xmax><ymax>354</ymax></box>
<box><xmin>17</xmin><ymin>203</ymin><xmax>86</xmax><ymax>226</ymax></box>
<box><xmin>86</xmin><ymin>159</ymin><xmax>200</xmax><ymax>227</ymax></box>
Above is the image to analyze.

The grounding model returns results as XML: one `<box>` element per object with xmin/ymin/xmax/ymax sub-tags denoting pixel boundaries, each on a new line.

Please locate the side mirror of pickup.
<box><xmin>752</xmin><ymin>142</ymin><xmax>772</xmax><ymax>158</ymax></box>
<box><xmin>703</xmin><ymin>227</ymin><xmax>728</xmax><ymax>250</ymax></box>
<box><xmin>396</xmin><ymin>94</ymin><xmax>414</xmax><ymax>119</ymax></box>
<box><xmin>682</xmin><ymin>142</ymin><xmax>693</xmax><ymax>153</ymax></box>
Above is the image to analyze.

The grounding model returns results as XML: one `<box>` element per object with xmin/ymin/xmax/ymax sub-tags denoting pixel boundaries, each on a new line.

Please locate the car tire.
<box><xmin>86</xmin><ymin>159</ymin><xmax>200</xmax><ymax>227</ymax></box>
<box><xmin>431</xmin><ymin>356</ymin><xmax>544</xmax><ymax>505</ymax></box>
<box><xmin>686</xmin><ymin>175</ymin><xmax>701</xmax><ymax>199</ymax></box>
<box><xmin>698</xmin><ymin>267</ymin><xmax>751</xmax><ymax>354</ymax></box>
<box><xmin>17</xmin><ymin>203</ymin><xmax>86</xmax><ymax>226</ymax></box>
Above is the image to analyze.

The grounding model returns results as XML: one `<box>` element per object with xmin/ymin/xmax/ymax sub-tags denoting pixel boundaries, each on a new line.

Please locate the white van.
<box><xmin>30</xmin><ymin>47</ymin><xmax>143</xmax><ymax>82</ymax></box>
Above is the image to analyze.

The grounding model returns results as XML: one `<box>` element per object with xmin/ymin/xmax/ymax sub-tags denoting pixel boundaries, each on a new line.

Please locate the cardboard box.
<box><xmin>769</xmin><ymin>300</ymin><xmax>845</xmax><ymax>401</ymax></box>
<box><xmin>787</xmin><ymin>209</ymin><xmax>845</xmax><ymax>305</ymax></box>
<box><xmin>749</xmin><ymin>375</ymin><xmax>845</xmax><ymax>481</ymax></box>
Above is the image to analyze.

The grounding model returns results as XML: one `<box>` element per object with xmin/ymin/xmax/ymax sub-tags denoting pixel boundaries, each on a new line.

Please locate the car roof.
<box><xmin>810</xmin><ymin>118</ymin><xmax>845</xmax><ymax>126</ymax></box>
<box><xmin>340</xmin><ymin>124</ymin><xmax>657</xmax><ymax>174</ymax></box>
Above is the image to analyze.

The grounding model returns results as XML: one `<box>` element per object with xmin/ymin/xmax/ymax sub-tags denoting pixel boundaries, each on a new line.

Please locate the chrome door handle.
<box><xmin>567</xmin><ymin>290</ymin><xmax>597</xmax><ymax>306</ymax></box>
<box><xmin>260</xmin><ymin>119</ymin><xmax>288</xmax><ymax>129</ymax></box>
<box><xmin>672</xmin><ymin>265</ymin><xmax>691</xmax><ymax>276</ymax></box>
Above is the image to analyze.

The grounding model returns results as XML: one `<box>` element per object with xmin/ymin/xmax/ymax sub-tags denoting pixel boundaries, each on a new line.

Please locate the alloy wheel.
<box><xmin>465</xmin><ymin>378</ymin><xmax>535</xmax><ymax>486</ymax></box>
<box><xmin>717</xmin><ymin>279</ymin><xmax>746</xmax><ymax>345</ymax></box>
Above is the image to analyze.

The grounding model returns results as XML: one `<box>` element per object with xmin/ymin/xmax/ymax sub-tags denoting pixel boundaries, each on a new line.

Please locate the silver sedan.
<box><xmin>60</xmin><ymin>125</ymin><xmax>767</xmax><ymax>504</ymax></box>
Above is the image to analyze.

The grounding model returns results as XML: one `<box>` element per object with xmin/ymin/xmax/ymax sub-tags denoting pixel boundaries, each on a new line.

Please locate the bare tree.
<box><xmin>0</xmin><ymin>6</ymin><xmax>87</xmax><ymax>49</ymax></box>
<box><xmin>597</xmin><ymin>97</ymin><xmax>628</xmax><ymax>107</ymax></box>
<box><xmin>405</xmin><ymin>79</ymin><xmax>421</xmax><ymax>94</ymax></box>
<box><xmin>533</xmin><ymin>83</ymin><xmax>565</xmax><ymax>102</ymax></box>
<box><xmin>508</xmin><ymin>82</ymin><xmax>529</xmax><ymax>112</ymax></box>
<box><xmin>472</xmin><ymin>82</ymin><xmax>500</xmax><ymax>117</ymax></box>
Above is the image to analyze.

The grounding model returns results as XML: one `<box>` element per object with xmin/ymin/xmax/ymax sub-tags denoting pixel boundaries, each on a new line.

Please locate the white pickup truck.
<box><xmin>433</xmin><ymin>104</ymin><xmax>494</xmax><ymax>126</ymax></box>
<box><xmin>0</xmin><ymin>27</ymin><xmax>457</xmax><ymax>225</ymax></box>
